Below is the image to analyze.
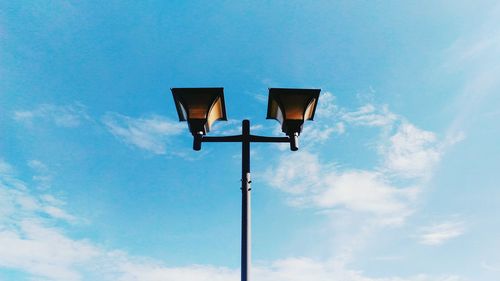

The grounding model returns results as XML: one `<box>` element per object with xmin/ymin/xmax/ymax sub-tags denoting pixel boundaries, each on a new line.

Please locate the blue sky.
<box><xmin>1</xmin><ymin>1</ymin><xmax>500</xmax><ymax>280</ymax></box>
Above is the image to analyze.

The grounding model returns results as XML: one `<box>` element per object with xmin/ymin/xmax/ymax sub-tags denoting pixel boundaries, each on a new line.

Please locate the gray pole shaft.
<box><xmin>241</xmin><ymin>119</ymin><xmax>251</xmax><ymax>281</ymax></box>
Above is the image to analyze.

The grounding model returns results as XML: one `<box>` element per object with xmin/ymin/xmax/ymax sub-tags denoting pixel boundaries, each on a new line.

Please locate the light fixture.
<box><xmin>171</xmin><ymin>86</ymin><xmax>322</xmax><ymax>281</ymax></box>
<box><xmin>266</xmin><ymin>88</ymin><xmax>320</xmax><ymax>150</ymax></box>
<box><xmin>171</xmin><ymin>87</ymin><xmax>227</xmax><ymax>150</ymax></box>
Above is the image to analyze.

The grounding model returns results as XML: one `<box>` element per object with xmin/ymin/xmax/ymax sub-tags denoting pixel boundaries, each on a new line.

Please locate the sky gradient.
<box><xmin>1</xmin><ymin>1</ymin><xmax>500</xmax><ymax>280</ymax></box>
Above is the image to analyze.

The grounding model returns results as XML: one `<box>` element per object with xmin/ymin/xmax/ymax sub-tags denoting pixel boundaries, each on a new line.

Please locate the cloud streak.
<box><xmin>13</xmin><ymin>103</ymin><xmax>90</xmax><ymax>128</ymax></box>
<box><xmin>342</xmin><ymin>104</ymin><xmax>397</xmax><ymax>127</ymax></box>
<box><xmin>417</xmin><ymin>220</ymin><xmax>466</xmax><ymax>246</ymax></box>
<box><xmin>102</xmin><ymin>113</ymin><xmax>184</xmax><ymax>155</ymax></box>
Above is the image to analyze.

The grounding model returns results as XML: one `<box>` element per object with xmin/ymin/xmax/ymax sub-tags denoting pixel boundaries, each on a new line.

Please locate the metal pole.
<box><xmin>241</xmin><ymin>119</ymin><xmax>251</xmax><ymax>281</ymax></box>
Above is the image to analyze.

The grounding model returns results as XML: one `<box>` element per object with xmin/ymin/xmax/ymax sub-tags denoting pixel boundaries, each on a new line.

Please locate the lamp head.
<box><xmin>171</xmin><ymin>87</ymin><xmax>227</xmax><ymax>136</ymax></box>
<box><xmin>266</xmin><ymin>88</ymin><xmax>320</xmax><ymax>137</ymax></box>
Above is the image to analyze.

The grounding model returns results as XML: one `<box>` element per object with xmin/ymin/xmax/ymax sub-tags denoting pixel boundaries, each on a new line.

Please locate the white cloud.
<box><xmin>294</xmin><ymin>92</ymin><xmax>345</xmax><ymax>148</ymax></box>
<box><xmin>0</xmin><ymin>162</ymin><xmax>87</xmax><ymax>281</ymax></box>
<box><xmin>336</xmin><ymin>100</ymin><xmax>448</xmax><ymax>180</ymax></box>
<box><xmin>28</xmin><ymin>160</ymin><xmax>53</xmax><ymax>190</ymax></box>
<box><xmin>301</xmin><ymin>121</ymin><xmax>345</xmax><ymax>145</ymax></box>
<box><xmin>481</xmin><ymin>261</ymin><xmax>500</xmax><ymax>272</ymax></box>
<box><xmin>0</xmin><ymin>158</ymin><xmax>466</xmax><ymax>281</ymax></box>
<box><xmin>263</xmin><ymin>100</ymin><xmax>451</xmax><ymax>225</ymax></box>
<box><xmin>373</xmin><ymin>256</ymin><xmax>404</xmax><ymax>261</ymax></box>
<box><xmin>417</xmin><ymin>220</ymin><xmax>466</xmax><ymax>246</ymax></box>
<box><xmin>262</xmin><ymin>97</ymin><xmax>466</xmax><ymax>273</ymax></box>
<box><xmin>253</xmin><ymin>93</ymin><xmax>268</xmax><ymax>104</ymax></box>
<box><xmin>254</xmin><ymin>258</ymin><xmax>466</xmax><ymax>281</ymax></box>
<box><xmin>211</xmin><ymin>119</ymin><xmax>265</xmax><ymax>136</ymax></box>
<box><xmin>0</xmin><ymin>159</ymin><xmax>14</xmax><ymax>175</ymax></box>
<box><xmin>316</xmin><ymin>170</ymin><xmax>417</xmax><ymax>216</ymax></box>
<box><xmin>99</xmin><ymin>255</ymin><xmax>237</xmax><ymax>281</ymax></box>
<box><xmin>0</xmin><ymin>161</ymin><xmax>76</xmax><ymax>225</ymax></box>
<box><xmin>265</xmin><ymin>151</ymin><xmax>322</xmax><ymax>195</ymax></box>
<box><xmin>0</xmin><ymin>220</ymin><xmax>100</xmax><ymax>281</ymax></box>
<box><xmin>99</xmin><ymin>255</ymin><xmax>466</xmax><ymax>281</ymax></box>
<box><xmin>263</xmin><ymin>95</ymin><xmax>472</xmax><ymax>252</ymax></box>
<box><xmin>315</xmin><ymin>91</ymin><xmax>339</xmax><ymax>119</ymax></box>
<box><xmin>28</xmin><ymin>160</ymin><xmax>49</xmax><ymax>173</ymax></box>
<box><xmin>265</xmin><ymin>151</ymin><xmax>417</xmax><ymax>225</ymax></box>
<box><xmin>380</xmin><ymin>122</ymin><xmax>441</xmax><ymax>179</ymax></box>
<box><xmin>342</xmin><ymin>104</ymin><xmax>397</xmax><ymax>127</ymax></box>
<box><xmin>102</xmin><ymin>113</ymin><xmax>184</xmax><ymax>155</ymax></box>
<box><xmin>13</xmin><ymin>103</ymin><xmax>90</xmax><ymax>128</ymax></box>
<box><xmin>0</xmin><ymin>160</ymin><xmax>93</xmax><ymax>280</ymax></box>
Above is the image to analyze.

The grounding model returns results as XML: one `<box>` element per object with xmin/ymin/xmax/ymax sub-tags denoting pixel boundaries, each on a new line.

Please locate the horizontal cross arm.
<box><xmin>248</xmin><ymin>135</ymin><xmax>290</xmax><ymax>143</ymax></box>
<box><xmin>200</xmin><ymin>134</ymin><xmax>290</xmax><ymax>143</ymax></box>
<box><xmin>201</xmin><ymin>135</ymin><xmax>243</xmax><ymax>142</ymax></box>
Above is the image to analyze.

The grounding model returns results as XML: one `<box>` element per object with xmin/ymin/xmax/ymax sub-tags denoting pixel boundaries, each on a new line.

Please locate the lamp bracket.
<box><xmin>200</xmin><ymin>134</ymin><xmax>290</xmax><ymax>143</ymax></box>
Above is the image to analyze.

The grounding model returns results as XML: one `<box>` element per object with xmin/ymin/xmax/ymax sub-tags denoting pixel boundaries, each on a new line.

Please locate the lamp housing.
<box><xmin>171</xmin><ymin>87</ymin><xmax>227</xmax><ymax>136</ymax></box>
<box><xmin>266</xmin><ymin>88</ymin><xmax>320</xmax><ymax>137</ymax></box>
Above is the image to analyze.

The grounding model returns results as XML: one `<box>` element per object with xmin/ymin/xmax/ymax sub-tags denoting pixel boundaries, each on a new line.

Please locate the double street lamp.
<box><xmin>171</xmin><ymin>87</ymin><xmax>321</xmax><ymax>281</ymax></box>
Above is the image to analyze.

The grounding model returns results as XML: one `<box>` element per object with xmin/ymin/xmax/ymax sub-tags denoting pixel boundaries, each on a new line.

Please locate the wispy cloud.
<box><xmin>300</xmin><ymin>92</ymin><xmax>345</xmax><ymax>148</ymax></box>
<box><xmin>28</xmin><ymin>159</ymin><xmax>53</xmax><ymax>190</ymax></box>
<box><xmin>0</xmin><ymin>158</ymin><xmax>466</xmax><ymax>281</ymax></box>
<box><xmin>417</xmin><ymin>220</ymin><xmax>466</xmax><ymax>246</ymax></box>
<box><xmin>315</xmin><ymin>92</ymin><xmax>339</xmax><ymax>119</ymax></box>
<box><xmin>13</xmin><ymin>103</ymin><xmax>90</xmax><ymax>128</ymax></box>
<box><xmin>339</xmin><ymin>99</ymin><xmax>453</xmax><ymax>181</ymax></box>
<box><xmin>0</xmin><ymin>220</ymin><xmax>99</xmax><ymax>280</ymax></box>
<box><xmin>262</xmin><ymin>95</ymin><xmax>467</xmax><ymax>277</ymax></box>
<box><xmin>342</xmin><ymin>104</ymin><xmax>397</xmax><ymax>127</ymax></box>
<box><xmin>265</xmin><ymin>151</ymin><xmax>417</xmax><ymax>225</ymax></box>
<box><xmin>0</xmin><ymin>160</ymin><xmax>76</xmax><ymax>225</ymax></box>
<box><xmin>102</xmin><ymin>113</ymin><xmax>184</xmax><ymax>155</ymax></box>
<box><xmin>211</xmin><ymin>119</ymin><xmax>265</xmax><ymax>136</ymax></box>
<box><xmin>0</xmin><ymin>159</ymin><xmax>102</xmax><ymax>281</ymax></box>
<box><xmin>443</xmin><ymin>4</ymin><xmax>500</xmax><ymax>137</ymax></box>
<box><xmin>444</xmin><ymin>4</ymin><xmax>500</xmax><ymax>72</ymax></box>
<box><xmin>481</xmin><ymin>261</ymin><xmax>500</xmax><ymax>272</ymax></box>
<box><xmin>254</xmin><ymin>258</ymin><xmax>467</xmax><ymax>281</ymax></box>
<box><xmin>253</xmin><ymin>93</ymin><xmax>268</xmax><ymax>104</ymax></box>
<box><xmin>264</xmin><ymin>100</ymin><xmax>448</xmax><ymax>225</ymax></box>
<box><xmin>301</xmin><ymin>121</ymin><xmax>344</xmax><ymax>144</ymax></box>
<box><xmin>372</xmin><ymin>255</ymin><xmax>404</xmax><ymax>261</ymax></box>
<box><xmin>0</xmin><ymin>160</ymin><xmax>460</xmax><ymax>281</ymax></box>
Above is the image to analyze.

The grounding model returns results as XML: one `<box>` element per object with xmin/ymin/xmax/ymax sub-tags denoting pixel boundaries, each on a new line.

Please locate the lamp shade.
<box><xmin>171</xmin><ymin>87</ymin><xmax>227</xmax><ymax>135</ymax></box>
<box><xmin>267</xmin><ymin>88</ymin><xmax>320</xmax><ymax>136</ymax></box>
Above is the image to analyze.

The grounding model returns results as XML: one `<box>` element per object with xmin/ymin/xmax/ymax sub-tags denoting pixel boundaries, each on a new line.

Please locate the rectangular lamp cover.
<box><xmin>171</xmin><ymin>87</ymin><xmax>227</xmax><ymax>135</ymax></box>
<box><xmin>267</xmin><ymin>88</ymin><xmax>320</xmax><ymax>135</ymax></box>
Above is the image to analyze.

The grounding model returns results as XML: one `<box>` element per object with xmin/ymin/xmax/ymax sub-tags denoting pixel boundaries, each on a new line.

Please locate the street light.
<box><xmin>172</xmin><ymin>87</ymin><xmax>227</xmax><ymax>150</ymax></box>
<box><xmin>267</xmin><ymin>88</ymin><xmax>320</xmax><ymax>151</ymax></box>
<box><xmin>171</xmin><ymin>87</ymin><xmax>321</xmax><ymax>281</ymax></box>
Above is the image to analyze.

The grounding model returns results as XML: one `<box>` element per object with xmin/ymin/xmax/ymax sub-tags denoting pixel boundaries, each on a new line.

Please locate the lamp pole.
<box><xmin>200</xmin><ymin>120</ymin><xmax>290</xmax><ymax>281</ymax></box>
<box><xmin>241</xmin><ymin>119</ymin><xmax>251</xmax><ymax>281</ymax></box>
